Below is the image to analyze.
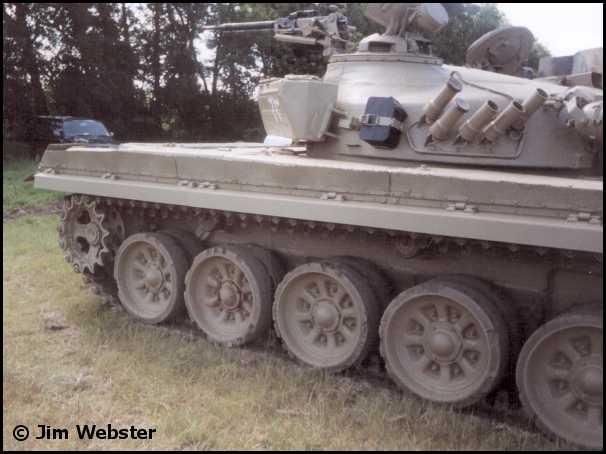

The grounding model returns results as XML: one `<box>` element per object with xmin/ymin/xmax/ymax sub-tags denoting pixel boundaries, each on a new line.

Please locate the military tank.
<box><xmin>35</xmin><ymin>3</ymin><xmax>602</xmax><ymax>448</ymax></box>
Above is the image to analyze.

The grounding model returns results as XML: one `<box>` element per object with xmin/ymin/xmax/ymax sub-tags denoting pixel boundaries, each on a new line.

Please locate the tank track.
<box><xmin>72</xmin><ymin>195</ymin><xmax>599</xmax><ymax>264</ymax></box>
<box><xmin>68</xmin><ymin>194</ymin><xmax>599</xmax><ymax>304</ymax></box>
<box><xmin>62</xmin><ymin>194</ymin><xmax>599</xmax><ymax>316</ymax></box>
<box><xmin>68</xmin><ymin>193</ymin><xmax>599</xmax><ymax>355</ymax></box>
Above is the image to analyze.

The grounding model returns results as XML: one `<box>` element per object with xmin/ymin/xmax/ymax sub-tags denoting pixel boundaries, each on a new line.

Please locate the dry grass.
<box><xmin>3</xmin><ymin>214</ymin><xmax>562</xmax><ymax>450</ymax></box>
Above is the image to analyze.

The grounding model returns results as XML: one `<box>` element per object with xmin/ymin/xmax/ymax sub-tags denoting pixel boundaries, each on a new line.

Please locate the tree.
<box><xmin>138</xmin><ymin>3</ymin><xmax>168</xmax><ymax>133</ymax></box>
<box><xmin>432</xmin><ymin>3</ymin><xmax>505</xmax><ymax>65</ymax></box>
<box><xmin>3</xmin><ymin>3</ymin><xmax>52</xmax><ymax>150</ymax></box>
<box><xmin>48</xmin><ymin>3</ymin><xmax>141</xmax><ymax>138</ymax></box>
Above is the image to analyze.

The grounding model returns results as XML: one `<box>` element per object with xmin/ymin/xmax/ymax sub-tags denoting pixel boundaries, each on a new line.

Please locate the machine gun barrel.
<box><xmin>203</xmin><ymin>21</ymin><xmax>275</xmax><ymax>33</ymax></box>
<box><xmin>202</xmin><ymin>8</ymin><xmax>353</xmax><ymax>57</ymax></box>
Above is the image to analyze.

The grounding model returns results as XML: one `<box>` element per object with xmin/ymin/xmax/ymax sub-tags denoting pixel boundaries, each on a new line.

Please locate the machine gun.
<box><xmin>202</xmin><ymin>6</ymin><xmax>355</xmax><ymax>57</ymax></box>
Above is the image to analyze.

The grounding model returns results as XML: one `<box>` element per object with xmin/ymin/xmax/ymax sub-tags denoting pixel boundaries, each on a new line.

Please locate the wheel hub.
<box><xmin>571</xmin><ymin>362</ymin><xmax>603</xmax><ymax>404</ymax></box>
<box><xmin>427</xmin><ymin>328</ymin><xmax>460</xmax><ymax>361</ymax></box>
<box><xmin>219</xmin><ymin>280</ymin><xmax>241</xmax><ymax>310</ymax></box>
<box><xmin>312</xmin><ymin>301</ymin><xmax>340</xmax><ymax>332</ymax></box>
<box><xmin>144</xmin><ymin>266</ymin><xmax>164</xmax><ymax>291</ymax></box>
<box><xmin>579</xmin><ymin>367</ymin><xmax>602</xmax><ymax>396</ymax></box>
<box><xmin>85</xmin><ymin>224</ymin><xmax>101</xmax><ymax>244</ymax></box>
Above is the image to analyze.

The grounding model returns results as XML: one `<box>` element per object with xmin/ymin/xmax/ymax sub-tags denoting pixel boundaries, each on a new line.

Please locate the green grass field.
<box><xmin>3</xmin><ymin>159</ymin><xmax>63</xmax><ymax>213</ymax></box>
<box><xmin>3</xmin><ymin>161</ymin><xmax>560</xmax><ymax>450</ymax></box>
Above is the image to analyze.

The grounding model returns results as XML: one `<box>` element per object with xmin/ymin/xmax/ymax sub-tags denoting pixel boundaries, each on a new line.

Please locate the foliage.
<box><xmin>3</xmin><ymin>3</ymin><xmax>52</xmax><ymax>142</ymax></box>
<box><xmin>432</xmin><ymin>4</ymin><xmax>505</xmax><ymax>65</ymax></box>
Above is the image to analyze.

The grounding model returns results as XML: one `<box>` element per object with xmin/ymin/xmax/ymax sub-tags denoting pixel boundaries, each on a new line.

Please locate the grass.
<box><xmin>3</xmin><ymin>159</ymin><xmax>63</xmax><ymax>212</ymax></box>
<box><xmin>2</xmin><ymin>214</ymin><xmax>562</xmax><ymax>450</ymax></box>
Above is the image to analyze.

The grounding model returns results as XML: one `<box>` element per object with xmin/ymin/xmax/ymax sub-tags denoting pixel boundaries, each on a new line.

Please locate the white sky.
<box><xmin>497</xmin><ymin>3</ymin><xmax>603</xmax><ymax>56</ymax></box>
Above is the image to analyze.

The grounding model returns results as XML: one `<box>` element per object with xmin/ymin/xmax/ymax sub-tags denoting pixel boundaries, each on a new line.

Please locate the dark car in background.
<box><xmin>31</xmin><ymin>116</ymin><xmax>115</xmax><ymax>153</ymax></box>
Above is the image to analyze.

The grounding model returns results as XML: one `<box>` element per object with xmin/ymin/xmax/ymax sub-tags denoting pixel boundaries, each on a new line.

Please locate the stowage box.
<box><xmin>359</xmin><ymin>97</ymin><xmax>407</xmax><ymax>149</ymax></box>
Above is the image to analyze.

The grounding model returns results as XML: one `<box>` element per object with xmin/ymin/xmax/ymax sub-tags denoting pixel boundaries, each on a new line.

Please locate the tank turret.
<box><xmin>208</xmin><ymin>3</ymin><xmax>603</xmax><ymax>174</ymax></box>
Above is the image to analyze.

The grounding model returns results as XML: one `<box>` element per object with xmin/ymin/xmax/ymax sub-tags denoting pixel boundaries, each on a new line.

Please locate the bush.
<box><xmin>2</xmin><ymin>140</ymin><xmax>38</xmax><ymax>162</ymax></box>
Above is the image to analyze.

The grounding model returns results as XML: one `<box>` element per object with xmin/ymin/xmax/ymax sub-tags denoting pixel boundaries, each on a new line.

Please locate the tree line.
<box><xmin>3</xmin><ymin>3</ymin><xmax>548</xmax><ymax>148</ymax></box>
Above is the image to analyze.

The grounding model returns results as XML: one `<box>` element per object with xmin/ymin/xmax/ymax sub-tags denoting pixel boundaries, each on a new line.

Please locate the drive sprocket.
<box><xmin>58</xmin><ymin>195</ymin><xmax>125</xmax><ymax>274</ymax></box>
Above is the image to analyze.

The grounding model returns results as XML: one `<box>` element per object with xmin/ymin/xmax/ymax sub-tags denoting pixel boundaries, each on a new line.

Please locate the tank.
<box><xmin>35</xmin><ymin>4</ymin><xmax>603</xmax><ymax>448</ymax></box>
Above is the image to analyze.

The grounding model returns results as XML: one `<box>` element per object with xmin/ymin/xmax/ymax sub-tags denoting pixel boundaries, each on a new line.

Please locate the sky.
<box><xmin>497</xmin><ymin>3</ymin><xmax>603</xmax><ymax>56</ymax></box>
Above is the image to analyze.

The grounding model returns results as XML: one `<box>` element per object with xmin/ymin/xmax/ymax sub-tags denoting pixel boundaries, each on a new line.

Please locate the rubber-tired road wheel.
<box><xmin>516</xmin><ymin>306</ymin><xmax>602</xmax><ymax>449</ymax></box>
<box><xmin>114</xmin><ymin>232</ymin><xmax>188</xmax><ymax>324</ymax></box>
<box><xmin>273</xmin><ymin>261</ymin><xmax>379</xmax><ymax>372</ymax></box>
<box><xmin>241</xmin><ymin>244</ymin><xmax>286</xmax><ymax>292</ymax></box>
<box><xmin>184</xmin><ymin>245</ymin><xmax>273</xmax><ymax>347</ymax></box>
<box><xmin>159</xmin><ymin>229</ymin><xmax>203</xmax><ymax>264</ymax></box>
<box><xmin>441</xmin><ymin>275</ymin><xmax>521</xmax><ymax>368</ymax></box>
<box><xmin>380</xmin><ymin>278</ymin><xmax>509</xmax><ymax>407</ymax></box>
<box><xmin>331</xmin><ymin>256</ymin><xmax>393</xmax><ymax>310</ymax></box>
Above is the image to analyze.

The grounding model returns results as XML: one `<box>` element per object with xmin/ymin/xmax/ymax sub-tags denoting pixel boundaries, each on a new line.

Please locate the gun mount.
<box><xmin>203</xmin><ymin>7</ymin><xmax>355</xmax><ymax>57</ymax></box>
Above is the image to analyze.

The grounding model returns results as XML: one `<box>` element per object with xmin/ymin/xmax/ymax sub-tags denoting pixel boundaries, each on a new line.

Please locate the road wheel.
<box><xmin>516</xmin><ymin>306</ymin><xmax>602</xmax><ymax>448</ymax></box>
<box><xmin>241</xmin><ymin>244</ymin><xmax>286</xmax><ymax>292</ymax></box>
<box><xmin>273</xmin><ymin>261</ymin><xmax>379</xmax><ymax>372</ymax></box>
<box><xmin>380</xmin><ymin>278</ymin><xmax>509</xmax><ymax>407</ymax></box>
<box><xmin>441</xmin><ymin>275</ymin><xmax>521</xmax><ymax>365</ymax></box>
<box><xmin>332</xmin><ymin>256</ymin><xmax>393</xmax><ymax>310</ymax></box>
<box><xmin>184</xmin><ymin>245</ymin><xmax>273</xmax><ymax>347</ymax></box>
<box><xmin>159</xmin><ymin>229</ymin><xmax>203</xmax><ymax>264</ymax></box>
<box><xmin>114</xmin><ymin>232</ymin><xmax>188</xmax><ymax>323</ymax></box>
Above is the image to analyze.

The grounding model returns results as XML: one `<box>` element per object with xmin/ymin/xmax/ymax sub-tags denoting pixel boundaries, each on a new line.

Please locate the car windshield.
<box><xmin>63</xmin><ymin>119</ymin><xmax>109</xmax><ymax>138</ymax></box>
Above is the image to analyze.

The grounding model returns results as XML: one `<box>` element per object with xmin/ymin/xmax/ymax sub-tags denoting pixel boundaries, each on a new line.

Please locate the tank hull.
<box><xmin>36</xmin><ymin>143</ymin><xmax>602</xmax><ymax>253</ymax></box>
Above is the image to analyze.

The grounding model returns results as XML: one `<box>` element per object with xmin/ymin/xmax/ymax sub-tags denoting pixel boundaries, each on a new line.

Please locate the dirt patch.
<box><xmin>41</xmin><ymin>309</ymin><xmax>69</xmax><ymax>331</ymax></box>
